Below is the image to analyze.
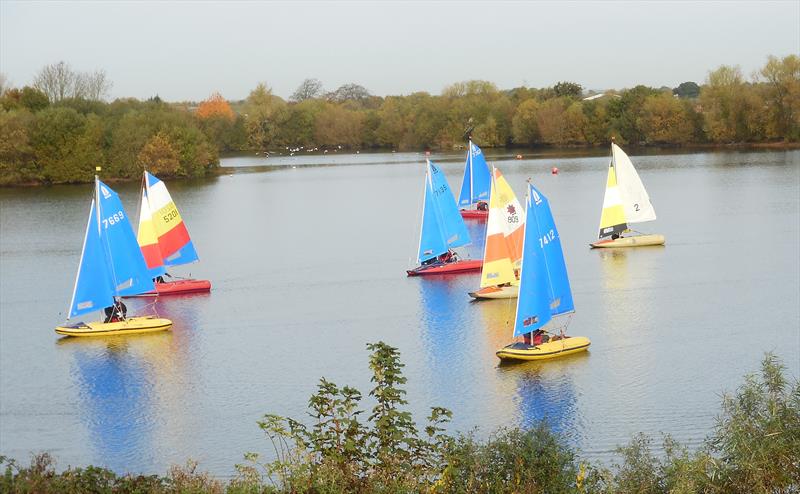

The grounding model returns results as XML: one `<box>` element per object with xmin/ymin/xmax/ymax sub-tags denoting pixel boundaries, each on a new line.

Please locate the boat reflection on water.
<box><xmin>56</xmin><ymin>295</ymin><xmax>202</xmax><ymax>474</ymax></box>
<box><xmin>496</xmin><ymin>354</ymin><xmax>588</xmax><ymax>442</ymax></box>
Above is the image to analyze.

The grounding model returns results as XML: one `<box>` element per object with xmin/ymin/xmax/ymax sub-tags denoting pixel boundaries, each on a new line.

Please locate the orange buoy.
<box><xmin>551</xmin><ymin>167</ymin><xmax>559</xmax><ymax>175</ymax></box>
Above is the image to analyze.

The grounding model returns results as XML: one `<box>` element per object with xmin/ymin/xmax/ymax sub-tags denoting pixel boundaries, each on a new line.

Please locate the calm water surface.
<box><xmin>1</xmin><ymin>148</ymin><xmax>798</xmax><ymax>476</ymax></box>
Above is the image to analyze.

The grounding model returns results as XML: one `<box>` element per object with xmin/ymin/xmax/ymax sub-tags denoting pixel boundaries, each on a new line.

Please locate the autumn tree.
<box><xmin>196</xmin><ymin>92</ymin><xmax>235</xmax><ymax>121</ymax></box>
<box><xmin>291</xmin><ymin>78</ymin><xmax>324</xmax><ymax>102</ymax></box>
<box><xmin>759</xmin><ymin>54</ymin><xmax>800</xmax><ymax>140</ymax></box>
<box><xmin>512</xmin><ymin>98</ymin><xmax>541</xmax><ymax>145</ymax></box>
<box><xmin>314</xmin><ymin>103</ymin><xmax>364</xmax><ymax>148</ymax></box>
<box><xmin>138</xmin><ymin>132</ymin><xmax>180</xmax><ymax>176</ymax></box>
<box><xmin>673</xmin><ymin>81</ymin><xmax>700</xmax><ymax>99</ymax></box>
<box><xmin>553</xmin><ymin>81</ymin><xmax>583</xmax><ymax>99</ymax></box>
<box><xmin>638</xmin><ymin>92</ymin><xmax>695</xmax><ymax>144</ymax></box>
<box><xmin>243</xmin><ymin>83</ymin><xmax>289</xmax><ymax>150</ymax></box>
<box><xmin>700</xmin><ymin>65</ymin><xmax>764</xmax><ymax>142</ymax></box>
<box><xmin>32</xmin><ymin>62</ymin><xmax>112</xmax><ymax>102</ymax></box>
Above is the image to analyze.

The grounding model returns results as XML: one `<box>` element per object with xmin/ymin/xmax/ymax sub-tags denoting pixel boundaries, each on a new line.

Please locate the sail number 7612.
<box><xmin>539</xmin><ymin>229</ymin><xmax>555</xmax><ymax>248</ymax></box>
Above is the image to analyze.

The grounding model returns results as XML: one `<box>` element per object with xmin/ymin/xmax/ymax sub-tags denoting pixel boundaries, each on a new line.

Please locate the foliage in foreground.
<box><xmin>1</xmin><ymin>349</ymin><xmax>797</xmax><ymax>493</ymax></box>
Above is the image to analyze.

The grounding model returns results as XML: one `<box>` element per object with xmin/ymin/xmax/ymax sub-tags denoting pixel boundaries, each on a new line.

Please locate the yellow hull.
<box><xmin>496</xmin><ymin>336</ymin><xmax>591</xmax><ymax>361</ymax></box>
<box><xmin>590</xmin><ymin>234</ymin><xmax>665</xmax><ymax>248</ymax></box>
<box><xmin>469</xmin><ymin>283</ymin><xmax>519</xmax><ymax>299</ymax></box>
<box><xmin>55</xmin><ymin>316</ymin><xmax>172</xmax><ymax>337</ymax></box>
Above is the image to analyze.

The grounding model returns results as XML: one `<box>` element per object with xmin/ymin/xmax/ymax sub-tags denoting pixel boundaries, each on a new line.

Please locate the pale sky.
<box><xmin>1</xmin><ymin>0</ymin><xmax>798</xmax><ymax>102</ymax></box>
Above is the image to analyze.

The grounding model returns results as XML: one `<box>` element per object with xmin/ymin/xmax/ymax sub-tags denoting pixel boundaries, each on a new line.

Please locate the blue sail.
<box><xmin>529</xmin><ymin>183</ymin><xmax>575</xmax><ymax>316</ymax></box>
<box><xmin>417</xmin><ymin>160</ymin><xmax>472</xmax><ymax>263</ymax></box>
<box><xmin>513</xmin><ymin>185</ymin><xmax>552</xmax><ymax>337</ymax></box>
<box><xmin>96</xmin><ymin>180</ymin><xmax>155</xmax><ymax>297</ymax></box>
<box><xmin>69</xmin><ymin>200</ymin><xmax>115</xmax><ymax>318</ymax></box>
<box><xmin>457</xmin><ymin>141</ymin><xmax>491</xmax><ymax>207</ymax></box>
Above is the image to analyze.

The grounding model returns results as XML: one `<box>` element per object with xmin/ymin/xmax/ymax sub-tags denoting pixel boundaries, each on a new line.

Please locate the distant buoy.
<box><xmin>551</xmin><ymin>167</ymin><xmax>559</xmax><ymax>175</ymax></box>
<box><xmin>516</xmin><ymin>154</ymin><xmax>523</xmax><ymax>160</ymax></box>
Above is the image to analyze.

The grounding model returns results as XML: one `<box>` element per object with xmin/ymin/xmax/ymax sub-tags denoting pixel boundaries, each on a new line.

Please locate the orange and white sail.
<box><xmin>479</xmin><ymin>166</ymin><xmax>525</xmax><ymax>288</ymax></box>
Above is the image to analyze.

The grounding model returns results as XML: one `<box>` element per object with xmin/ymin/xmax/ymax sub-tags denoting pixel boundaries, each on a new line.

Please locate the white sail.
<box><xmin>612</xmin><ymin>143</ymin><xmax>656</xmax><ymax>224</ymax></box>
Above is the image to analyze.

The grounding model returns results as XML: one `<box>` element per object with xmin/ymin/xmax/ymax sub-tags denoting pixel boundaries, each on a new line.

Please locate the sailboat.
<box><xmin>56</xmin><ymin>175</ymin><xmax>172</xmax><ymax>337</ymax></box>
<box><xmin>591</xmin><ymin>140</ymin><xmax>665</xmax><ymax>248</ymax></box>
<box><xmin>407</xmin><ymin>159</ymin><xmax>483</xmax><ymax>276</ymax></box>
<box><xmin>135</xmin><ymin>171</ymin><xmax>211</xmax><ymax>295</ymax></box>
<box><xmin>496</xmin><ymin>182</ymin><xmax>590</xmax><ymax>361</ymax></box>
<box><xmin>457</xmin><ymin>140</ymin><xmax>491</xmax><ymax>219</ymax></box>
<box><xmin>469</xmin><ymin>165</ymin><xmax>525</xmax><ymax>299</ymax></box>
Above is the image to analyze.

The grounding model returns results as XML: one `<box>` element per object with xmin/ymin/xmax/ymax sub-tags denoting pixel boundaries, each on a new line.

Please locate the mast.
<box><xmin>468</xmin><ymin>139</ymin><xmax>474</xmax><ymax>207</ymax></box>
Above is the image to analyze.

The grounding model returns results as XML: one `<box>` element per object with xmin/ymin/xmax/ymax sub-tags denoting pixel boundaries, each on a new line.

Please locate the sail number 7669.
<box><xmin>102</xmin><ymin>210</ymin><xmax>124</xmax><ymax>229</ymax></box>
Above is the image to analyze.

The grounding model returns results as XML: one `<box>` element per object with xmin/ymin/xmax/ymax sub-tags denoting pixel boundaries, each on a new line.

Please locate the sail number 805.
<box><xmin>102</xmin><ymin>210</ymin><xmax>124</xmax><ymax>229</ymax></box>
<box><xmin>539</xmin><ymin>229</ymin><xmax>555</xmax><ymax>248</ymax></box>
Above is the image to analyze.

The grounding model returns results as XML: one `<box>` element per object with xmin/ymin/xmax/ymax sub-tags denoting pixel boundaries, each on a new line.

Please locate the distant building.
<box><xmin>582</xmin><ymin>92</ymin><xmax>621</xmax><ymax>101</ymax></box>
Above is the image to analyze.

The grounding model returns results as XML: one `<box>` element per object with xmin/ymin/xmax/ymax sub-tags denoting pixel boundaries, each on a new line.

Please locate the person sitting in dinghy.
<box><xmin>103</xmin><ymin>299</ymin><xmax>127</xmax><ymax>323</ymax></box>
<box><xmin>523</xmin><ymin>329</ymin><xmax>549</xmax><ymax>346</ymax></box>
<box><xmin>477</xmin><ymin>201</ymin><xmax>488</xmax><ymax>211</ymax></box>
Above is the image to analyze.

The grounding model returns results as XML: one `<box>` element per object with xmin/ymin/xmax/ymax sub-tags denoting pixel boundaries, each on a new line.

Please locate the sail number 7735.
<box><xmin>539</xmin><ymin>229</ymin><xmax>555</xmax><ymax>248</ymax></box>
<box><xmin>102</xmin><ymin>210</ymin><xmax>124</xmax><ymax>229</ymax></box>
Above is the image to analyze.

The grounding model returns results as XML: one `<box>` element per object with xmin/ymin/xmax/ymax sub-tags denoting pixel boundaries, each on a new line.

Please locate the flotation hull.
<box><xmin>407</xmin><ymin>259</ymin><xmax>483</xmax><ymax>276</ymax></box>
<box><xmin>496</xmin><ymin>336</ymin><xmax>591</xmax><ymax>361</ymax></box>
<box><xmin>129</xmin><ymin>279</ymin><xmax>212</xmax><ymax>297</ymax></box>
<box><xmin>55</xmin><ymin>316</ymin><xmax>173</xmax><ymax>337</ymax></box>
<box><xmin>590</xmin><ymin>234</ymin><xmax>665</xmax><ymax>248</ymax></box>
<box><xmin>460</xmin><ymin>209</ymin><xmax>489</xmax><ymax>219</ymax></box>
<box><xmin>469</xmin><ymin>284</ymin><xmax>519</xmax><ymax>299</ymax></box>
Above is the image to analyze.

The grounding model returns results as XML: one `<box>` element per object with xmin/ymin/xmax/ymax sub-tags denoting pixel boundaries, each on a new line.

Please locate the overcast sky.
<box><xmin>1</xmin><ymin>1</ymin><xmax>798</xmax><ymax>102</ymax></box>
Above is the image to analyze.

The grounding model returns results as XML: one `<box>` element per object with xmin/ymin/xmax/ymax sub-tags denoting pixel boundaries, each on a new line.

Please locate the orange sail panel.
<box><xmin>136</xmin><ymin>186</ymin><xmax>166</xmax><ymax>278</ymax></box>
<box><xmin>479</xmin><ymin>167</ymin><xmax>525</xmax><ymax>288</ymax></box>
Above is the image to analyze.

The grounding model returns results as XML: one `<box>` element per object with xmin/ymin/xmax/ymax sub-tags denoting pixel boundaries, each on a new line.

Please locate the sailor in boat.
<box><xmin>103</xmin><ymin>299</ymin><xmax>127</xmax><ymax>323</ymax></box>
<box><xmin>476</xmin><ymin>201</ymin><xmax>488</xmax><ymax>211</ymax></box>
<box><xmin>522</xmin><ymin>329</ymin><xmax>550</xmax><ymax>347</ymax></box>
<box><xmin>421</xmin><ymin>249</ymin><xmax>460</xmax><ymax>267</ymax></box>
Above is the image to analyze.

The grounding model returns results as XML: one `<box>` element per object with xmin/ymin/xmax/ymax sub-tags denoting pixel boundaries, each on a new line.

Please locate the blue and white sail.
<box><xmin>68</xmin><ymin>179</ymin><xmax>156</xmax><ymax>318</ymax></box>
<box><xmin>513</xmin><ymin>183</ymin><xmax>574</xmax><ymax>337</ymax></box>
<box><xmin>417</xmin><ymin>160</ymin><xmax>472</xmax><ymax>263</ymax></box>
<box><xmin>457</xmin><ymin>140</ymin><xmax>491</xmax><ymax>208</ymax></box>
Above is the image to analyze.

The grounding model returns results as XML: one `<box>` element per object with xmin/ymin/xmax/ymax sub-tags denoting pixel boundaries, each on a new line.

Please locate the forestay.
<box><xmin>479</xmin><ymin>166</ymin><xmax>525</xmax><ymax>288</ymax></box>
<box><xmin>457</xmin><ymin>141</ymin><xmax>491</xmax><ymax>208</ymax></box>
<box><xmin>418</xmin><ymin>160</ymin><xmax>471</xmax><ymax>263</ymax></box>
<box><xmin>513</xmin><ymin>183</ymin><xmax>574</xmax><ymax>337</ymax></box>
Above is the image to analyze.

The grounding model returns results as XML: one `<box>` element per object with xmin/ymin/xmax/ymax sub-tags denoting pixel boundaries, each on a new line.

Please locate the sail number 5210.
<box><xmin>102</xmin><ymin>210</ymin><xmax>124</xmax><ymax>229</ymax></box>
<box><xmin>539</xmin><ymin>229</ymin><xmax>555</xmax><ymax>248</ymax></box>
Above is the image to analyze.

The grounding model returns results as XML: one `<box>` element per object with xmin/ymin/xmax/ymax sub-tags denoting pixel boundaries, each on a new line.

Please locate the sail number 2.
<box><xmin>102</xmin><ymin>210</ymin><xmax>124</xmax><ymax>229</ymax></box>
<box><xmin>539</xmin><ymin>229</ymin><xmax>555</xmax><ymax>248</ymax></box>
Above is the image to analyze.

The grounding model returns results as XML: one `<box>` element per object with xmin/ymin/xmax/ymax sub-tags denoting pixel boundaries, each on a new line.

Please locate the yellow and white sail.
<box><xmin>597</xmin><ymin>161</ymin><xmax>628</xmax><ymax>240</ymax></box>
<box><xmin>479</xmin><ymin>166</ymin><xmax>525</xmax><ymax>288</ymax></box>
<box><xmin>612</xmin><ymin>143</ymin><xmax>656</xmax><ymax>224</ymax></box>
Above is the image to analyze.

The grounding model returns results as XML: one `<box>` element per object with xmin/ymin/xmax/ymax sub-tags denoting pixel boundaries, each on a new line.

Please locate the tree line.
<box><xmin>1</xmin><ymin>55</ymin><xmax>797</xmax><ymax>185</ymax></box>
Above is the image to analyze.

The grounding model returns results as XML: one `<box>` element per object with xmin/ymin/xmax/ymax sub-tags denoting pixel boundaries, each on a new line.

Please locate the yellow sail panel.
<box><xmin>598</xmin><ymin>163</ymin><xmax>628</xmax><ymax>239</ymax></box>
<box><xmin>480</xmin><ymin>167</ymin><xmax>524</xmax><ymax>288</ymax></box>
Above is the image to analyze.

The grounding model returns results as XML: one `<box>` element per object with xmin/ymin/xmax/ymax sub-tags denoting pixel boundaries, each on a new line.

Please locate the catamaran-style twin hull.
<box><xmin>55</xmin><ymin>316</ymin><xmax>173</xmax><ymax>337</ymax></box>
<box><xmin>590</xmin><ymin>234</ymin><xmax>665</xmax><ymax>248</ymax></box>
<box><xmin>496</xmin><ymin>336</ymin><xmax>591</xmax><ymax>362</ymax></box>
<box><xmin>407</xmin><ymin>260</ymin><xmax>483</xmax><ymax>276</ymax></box>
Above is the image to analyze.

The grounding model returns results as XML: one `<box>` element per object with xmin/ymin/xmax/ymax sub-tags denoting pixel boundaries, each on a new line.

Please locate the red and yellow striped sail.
<box><xmin>137</xmin><ymin>187</ymin><xmax>166</xmax><ymax>277</ymax></box>
<box><xmin>137</xmin><ymin>172</ymin><xmax>199</xmax><ymax>269</ymax></box>
<box><xmin>479</xmin><ymin>167</ymin><xmax>525</xmax><ymax>288</ymax></box>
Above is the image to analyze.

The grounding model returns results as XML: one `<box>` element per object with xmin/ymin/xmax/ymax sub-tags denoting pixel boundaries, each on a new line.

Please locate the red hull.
<box><xmin>407</xmin><ymin>259</ymin><xmax>483</xmax><ymax>276</ymax></box>
<box><xmin>460</xmin><ymin>209</ymin><xmax>489</xmax><ymax>219</ymax></box>
<box><xmin>131</xmin><ymin>279</ymin><xmax>212</xmax><ymax>296</ymax></box>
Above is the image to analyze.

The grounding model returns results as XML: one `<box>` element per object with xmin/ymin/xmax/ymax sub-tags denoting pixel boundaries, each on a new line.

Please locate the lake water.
<box><xmin>1</xmin><ymin>148</ymin><xmax>798</xmax><ymax>477</ymax></box>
